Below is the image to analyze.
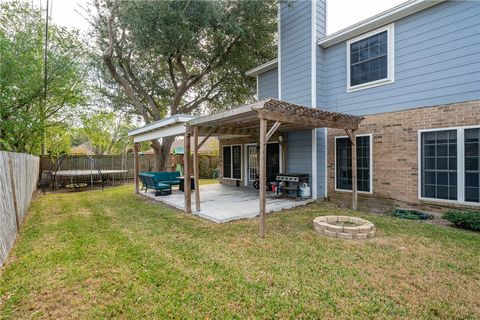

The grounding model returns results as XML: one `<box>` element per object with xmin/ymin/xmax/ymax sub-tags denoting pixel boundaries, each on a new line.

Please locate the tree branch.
<box><xmin>103</xmin><ymin>15</ymin><xmax>151</xmax><ymax>124</ymax></box>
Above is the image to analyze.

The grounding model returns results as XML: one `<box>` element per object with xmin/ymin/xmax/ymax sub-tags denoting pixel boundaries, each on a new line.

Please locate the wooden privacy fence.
<box><xmin>0</xmin><ymin>151</ymin><xmax>40</xmax><ymax>266</ymax></box>
<box><xmin>40</xmin><ymin>154</ymin><xmax>219</xmax><ymax>179</ymax></box>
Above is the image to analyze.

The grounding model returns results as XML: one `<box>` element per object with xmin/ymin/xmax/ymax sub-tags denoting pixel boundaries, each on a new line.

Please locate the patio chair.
<box><xmin>167</xmin><ymin>171</ymin><xmax>181</xmax><ymax>186</ymax></box>
<box><xmin>150</xmin><ymin>171</ymin><xmax>181</xmax><ymax>186</ymax></box>
<box><xmin>139</xmin><ymin>172</ymin><xmax>148</xmax><ymax>191</ymax></box>
<box><xmin>140</xmin><ymin>173</ymin><xmax>172</xmax><ymax>196</ymax></box>
<box><xmin>38</xmin><ymin>170</ymin><xmax>52</xmax><ymax>195</ymax></box>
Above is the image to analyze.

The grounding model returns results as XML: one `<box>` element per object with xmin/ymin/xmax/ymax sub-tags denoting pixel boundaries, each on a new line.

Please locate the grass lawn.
<box><xmin>1</xmin><ymin>185</ymin><xmax>479</xmax><ymax>319</ymax></box>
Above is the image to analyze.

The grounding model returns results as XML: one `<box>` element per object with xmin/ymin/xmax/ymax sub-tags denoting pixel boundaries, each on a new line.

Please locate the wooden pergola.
<box><xmin>185</xmin><ymin>98</ymin><xmax>363</xmax><ymax>237</ymax></box>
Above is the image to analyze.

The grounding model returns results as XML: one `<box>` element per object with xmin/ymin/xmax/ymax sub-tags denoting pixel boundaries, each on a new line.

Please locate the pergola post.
<box><xmin>259</xmin><ymin>118</ymin><xmax>267</xmax><ymax>238</ymax></box>
<box><xmin>184</xmin><ymin>125</ymin><xmax>192</xmax><ymax>213</ymax></box>
<box><xmin>346</xmin><ymin>129</ymin><xmax>358</xmax><ymax>211</ymax></box>
<box><xmin>134</xmin><ymin>142</ymin><xmax>140</xmax><ymax>194</ymax></box>
<box><xmin>280</xmin><ymin>136</ymin><xmax>287</xmax><ymax>173</ymax></box>
<box><xmin>193</xmin><ymin>126</ymin><xmax>201</xmax><ymax>212</ymax></box>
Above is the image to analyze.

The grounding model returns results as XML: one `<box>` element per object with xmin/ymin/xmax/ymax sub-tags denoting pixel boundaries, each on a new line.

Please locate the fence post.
<box><xmin>8</xmin><ymin>154</ymin><xmax>20</xmax><ymax>231</ymax></box>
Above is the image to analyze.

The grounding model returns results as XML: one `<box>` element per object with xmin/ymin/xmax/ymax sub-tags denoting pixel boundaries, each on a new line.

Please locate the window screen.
<box><xmin>232</xmin><ymin>146</ymin><xmax>242</xmax><ymax>179</ymax></box>
<box><xmin>223</xmin><ymin>146</ymin><xmax>241</xmax><ymax>179</ymax></box>
<box><xmin>223</xmin><ymin>146</ymin><xmax>232</xmax><ymax>179</ymax></box>
<box><xmin>350</xmin><ymin>30</ymin><xmax>388</xmax><ymax>87</ymax></box>
<box><xmin>336</xmin><ymin>136</ymin><xmax>371</xmax><ymax>192</ymax></box>
<box><xmin>421</xmin><ymin>130</ymin><xmax>457</xmax><ymax>200</ymax></box>
<box><xmin>465</xmin><ymin>128</ymin><xmax>480</xmax><ymax>202</ymax></box>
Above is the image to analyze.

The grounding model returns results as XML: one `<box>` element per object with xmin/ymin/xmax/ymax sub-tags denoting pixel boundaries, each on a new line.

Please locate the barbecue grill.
<box><xmin>276</xmin><ymin>173</ymin><xmax>309</xmax><ymax>198</ymax></box>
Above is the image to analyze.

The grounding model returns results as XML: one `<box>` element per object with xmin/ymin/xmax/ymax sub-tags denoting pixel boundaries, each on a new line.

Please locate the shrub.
<box><xmin>443</xmin><ymin>211</ymin><xmax>480</xmax><ymax>231</ymax></box>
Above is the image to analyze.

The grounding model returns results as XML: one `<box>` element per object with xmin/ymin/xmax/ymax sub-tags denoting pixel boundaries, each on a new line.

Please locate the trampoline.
<box><xmin>52</xmin><ymin>155</ymin><xmax>128</xmax><ymax>191</ymax></box>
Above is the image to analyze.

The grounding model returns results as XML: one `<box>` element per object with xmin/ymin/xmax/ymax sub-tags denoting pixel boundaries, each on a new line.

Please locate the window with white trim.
<box><xmin>222</xmin><ymin>145</ymin><xmax>241</xmax><ymax>179</ymax></box>
<box><xmin>335</xmin><ymin>135</ymin><xmax>372</xmax><ymax>192</ymax></box>
<box><xmin>420</xmin><ymin>127</ymin><xmax>480</xmax><ymax>204</ymax></box>
<box><xmin>465</xmin><ymin>128</ymin><xmax>479</xmax><ymax>202</ymax></box>
<box><xmin>347</xmin><ymin>24</ymin><xmax>394</xmax><ymax>92</ymax></box>
<box><xmin>420</xmin><ymin>130</ymin><xmax>457</xmax><ymax>200</ymax></box>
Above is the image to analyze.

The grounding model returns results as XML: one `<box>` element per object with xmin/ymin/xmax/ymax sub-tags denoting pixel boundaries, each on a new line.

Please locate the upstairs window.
<box><xmin>347</xmin><ymin>24</ymin><xmax>394</xmax><ymax>92</ymax></box>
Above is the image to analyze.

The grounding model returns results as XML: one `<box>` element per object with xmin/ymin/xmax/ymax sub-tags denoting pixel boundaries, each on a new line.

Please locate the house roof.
<box><xmin>128</xmin><ymin>114</ymin><xmax>197</xmax><ymax>143</ymax></box>
<box><xmin>141</xmin><ymin>137</ymin><xmax>218</xmax><ymax>155</ymax></box>
<box><xmin>70</xmin><ymin>143</ymin><xmax>95</xmax><ymax>155</ymax></box>
<box><xmin>318</xmin><ymin>0</ymin><xmax>445</xmax><ymax>48</ymax></box>
<box><xmin>245</xmin><ymin>0</ymin><xmax>445</xmax><ymax>75</ymax></box>
<box><xmin>245</xmin><ymin>59</ymin><xmax>278</xmax><ymax>77</ymax></box>
<box><xmin>128</xmin><ymin>114</ymin><xmax>196</xmax><ymax>137</ymax></box>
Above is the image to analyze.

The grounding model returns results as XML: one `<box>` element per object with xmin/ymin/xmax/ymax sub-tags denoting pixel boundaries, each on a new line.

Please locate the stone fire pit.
<box><xmin>313</xmin><ymin>215</ymin><xmax>375</xmax><ymax>240</ymax></box>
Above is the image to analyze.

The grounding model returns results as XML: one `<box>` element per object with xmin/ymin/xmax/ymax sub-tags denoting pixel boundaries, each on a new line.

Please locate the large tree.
<box><xmin>75</xmin><ymin>112</ymin><xmax>133</xmax><ymax>155</ymax></box>
<box><xmin>0</xmin><ymin>0</ymin><xmax>88</xmax><ymax>155</ymax></box>
<box><xmin>90</xmin><ymin>0</ymin><xmax>277</xmax><ymax>170</ymax></box>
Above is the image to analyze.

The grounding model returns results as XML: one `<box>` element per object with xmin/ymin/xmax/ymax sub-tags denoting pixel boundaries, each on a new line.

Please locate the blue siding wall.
<box><xmin>279</xmin><ymin>0</ymin><xmax>327</xmax><ymax>197</ymax></box>
<box><xmin>280</xmin><ymin>0</ymin><xmax>312</xmax><ymax>105</ymax></box>
<box><xmin>315</xmin><ymin>0</ymin><xmax>327</xmax><ymax>197</ymax></box>
<box><xmin>322</xmin><ymin>1</ymin><xmax>480</xmax><ymax>115</ymax></box>
<box><xmin>281</xmin><ymin>0</ymin><xmax>313</xmax><ymax>188</ymax></box>
<box><xmin>286</xmin><ymin>131</ymin><xmax>312</xmax><ymax>177</ymax></box>
<box><xmin>257</xmin><ymin>68</ymin><xmax>278</xmax><ymax>99</ymax></box>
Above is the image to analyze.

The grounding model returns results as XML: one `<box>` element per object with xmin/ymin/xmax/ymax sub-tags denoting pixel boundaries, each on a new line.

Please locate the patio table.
<box><xmin>179</xmin><ymin>176</ymin><xmax>195</xmax><ymax>192</ymax></box>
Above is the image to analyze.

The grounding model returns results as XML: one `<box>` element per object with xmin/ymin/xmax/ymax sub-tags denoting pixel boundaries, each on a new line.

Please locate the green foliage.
<box><xmin>90</xmin><ymin>0</ymin><xmax>277</xmax><ymax>168</ymax></box>
<box><xmin>391</xmin><ymin>209</ymin><xmax>432</xmax><ymax>220</ymax></box>
<box><xmin>44</xmin><ymin>124</ymin><xmax>72</xmax><ymax>157</ymax></box>
<box><xmin>444</xmin><ymin>211</ymin><xmax>480</xmax><ymax>231</ymax></box>
<box><xmin>0</xmin><ymin>0</ymin><xmax>88</xmax><ymax>155</ymax></box>
<box><xmin>76</xmin><ymin>112</ymin><xmax>133</xmax><ymax>155</ymax></box>
<box><xmin>198</xmin><ymin>155</ymin><xmax>219</xmax><ymax>179</ymax></box>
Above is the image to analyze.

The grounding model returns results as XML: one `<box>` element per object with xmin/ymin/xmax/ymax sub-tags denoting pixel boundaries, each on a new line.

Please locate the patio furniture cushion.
<box><xmin>168</xmin><ymin>171</ymin><xmax>181</xmax><ymax>181</ymax></box>
<box><xmin>151</xmin><ymin>172</ymin><xmax>170</xmax><ymax>182</ymax></box>
<box><xmin>155</xmin><ymin>182</ymin><xmax>171</xmax><ymax>190</ymax></box>
<box><xmin>148</xmin><ymin>171</ymin><xmax>181</xmax><ymax>186</ymax></box>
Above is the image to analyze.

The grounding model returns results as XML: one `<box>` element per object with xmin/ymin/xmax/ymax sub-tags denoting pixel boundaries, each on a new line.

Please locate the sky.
<box><xmin>27</xmin><ymin>0</ymin><xmax>407</xmax><ymax>35</ymax></box>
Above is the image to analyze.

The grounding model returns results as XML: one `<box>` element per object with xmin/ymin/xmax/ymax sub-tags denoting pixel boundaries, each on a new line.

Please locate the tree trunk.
<box><xmin>151</xmin><ymin>137</ymin><xmax>174</xmax><ymax>171</ymax></box>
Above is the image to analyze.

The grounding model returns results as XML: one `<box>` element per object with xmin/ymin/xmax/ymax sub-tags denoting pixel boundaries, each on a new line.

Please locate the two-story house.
<box><xmin>232</xmin><ymin>0</ymin><xmax>480</xmax><ymax>210</ymax></box>
<box><xmin>129</xmin><ymin>0</ymin><xmax>480</xmax><ymax>216</ymax></box>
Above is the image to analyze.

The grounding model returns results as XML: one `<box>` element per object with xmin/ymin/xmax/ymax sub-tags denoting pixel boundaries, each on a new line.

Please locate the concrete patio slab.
<box><xmin>140</xmin><ymin>183</ymin><xmax>312</xmax><ymax>223</ymax></box>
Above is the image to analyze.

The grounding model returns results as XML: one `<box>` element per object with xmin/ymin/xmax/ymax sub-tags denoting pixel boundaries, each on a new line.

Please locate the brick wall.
<box><xmin>327</xmin><ymin>100</ymin><xmax>480</xmax><ymax>210</ymax></box>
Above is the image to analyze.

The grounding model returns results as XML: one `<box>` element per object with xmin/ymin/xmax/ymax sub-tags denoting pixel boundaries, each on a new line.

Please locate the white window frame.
<box><xmin>418</xmin><ymin>125</ymin><xmax>480</xmax><ymax>206</ymax></box>
<box><xmin>222</xmin><ymin>144</ymin><xmax>243</xmax><ymax>180</ymax></box>
<box><xmin>334</xmin><ymin>134</ymin><xmax>373</xmax><ymax>194</ymax></box>
<box><xmin>346</xmin><ymin>23</ymin><xmax>395</xmax><ymax>93</ymax></box>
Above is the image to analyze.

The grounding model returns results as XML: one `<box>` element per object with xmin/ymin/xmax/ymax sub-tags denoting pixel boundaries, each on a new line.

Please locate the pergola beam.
<box><xmin>193</xmin><ymin>127</ymin><xmax>200</xmax><ymax>212</ymax></box>
<box><xmin>184</xmin><ymin>125</ymin><xmax>192</xmax><ymax>213</ymax></box>
<box><xmin>196</xmin><ymin>127</ymin><xmax>215</xmax><ymax>151</ymax></box>
<box><xmin>134</xmin><ymin>143</ymin><xmax>140</xmax><ymax>194</ymax></box>
<box><xmin>197</xmin><ymin>126</ymin><xmax>258</xmax><ymax>136</ymax></box>
<box><xmin>257</xmin><ymin>109</ymin><xmax>359</xmax><ymax>130</ymax></box>
<box><xmin>259</xmin><ymin>118</ymin><xmax>267</xmax><ymax>238</ymax></box>
<box><xmin>266</xmin><ymin>121</ymin><xmax>281</xmax><ymax>142</ymax></box>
